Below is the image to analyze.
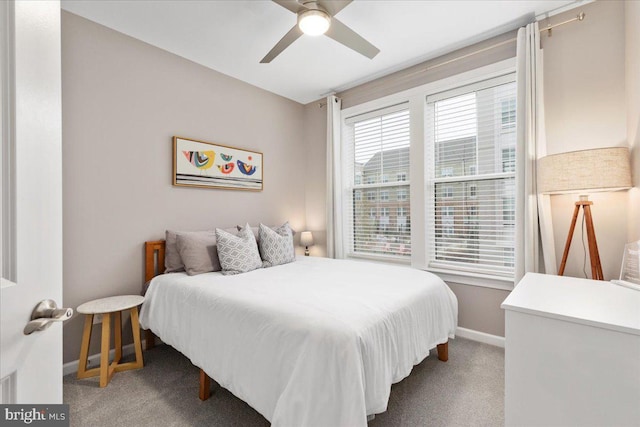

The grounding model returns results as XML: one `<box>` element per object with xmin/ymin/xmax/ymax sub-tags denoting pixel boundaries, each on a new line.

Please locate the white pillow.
<box><xmin>258</xmin><ymin>222</ymin><xmax>295</xmax><ymax>267</ymax></box>
<box><xmin>215</xmin><ymin>223</ymin><xmax>262</xmax><ymax>275</ymax></box>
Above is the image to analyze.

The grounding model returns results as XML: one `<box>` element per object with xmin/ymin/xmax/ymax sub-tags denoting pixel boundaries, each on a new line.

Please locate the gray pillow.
<box><xmin>166</xmin><ymin>230</ymin><xmax>216</xmax><ymax>273</ymax></box>
<box><xmin>165</xmin><ymin>229</ymin><xmax>233</xmax><ymax>273</ymax></box>
<box><xmin>165</xmin><ymin>230</ymin><xmax>184</xmax><ymax>273</ymax></box>
<box><xmin>258</xmin><ymin>222</ymin><xmax>295</xmax><ymax>267</ymax></box>
<box><xmin>216</xmin><ymin>224</ymin><xmax>262</xmax><ymax>275</ymax></box>
<box><xmin>176</xmin><ymin>231</ymin><xmax>221</xmax><ymax>276</ymax></box>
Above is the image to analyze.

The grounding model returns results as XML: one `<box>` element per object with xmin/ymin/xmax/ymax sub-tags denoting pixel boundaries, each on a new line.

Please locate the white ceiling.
<box><xmin>61</xmin><ymin>0</ymin><xmax>577</xmax><ymax>104</ymax></box>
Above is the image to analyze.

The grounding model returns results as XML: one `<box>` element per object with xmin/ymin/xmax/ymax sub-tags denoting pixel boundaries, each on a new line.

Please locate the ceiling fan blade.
<box><xmin>260</xmin><ymin>25</ymin><xmax>304</xmax><ymax>63</ymax></box>
<box><xmin>325</xmin><ymin>17</ymin><xmax>380</xmax><ymax>59</ymax></box>
<box><xmin>317</xmin><ymin>0</ymin><xmax>352</xmax><ymax>16</ymax></box>
<box><xmin>272</xmin><ymin>0</ymin><xmax>306</xmax><ymax>14</ymax></box>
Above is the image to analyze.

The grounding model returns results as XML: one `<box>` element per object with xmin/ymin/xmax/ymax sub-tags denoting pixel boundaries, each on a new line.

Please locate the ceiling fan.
<box><xmin>261</xmin><ymin>0</ymin><xmax>380</xmax><ymax>63</ymax></box>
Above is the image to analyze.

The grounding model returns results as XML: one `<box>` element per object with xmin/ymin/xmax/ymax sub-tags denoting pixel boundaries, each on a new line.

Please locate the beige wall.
<box><xmin>337</xmin><ymin>30</ymin><xmax>517</xmax><ymax>109</ymax></box>
<box><xmin>448</xmin><ymin>283</ymin><xmax>509</xmax><ymax>337</ymax></box>
<box><xmin>543</xmin><ymin>0</ymin><xmax>628</xmax><ymax>280</ymax></box>
<box><xmin>627</xmin><ymin>0</ymin><xmax>640</xmax><ymax>242</ymax></box>
<box><xmin>303</xmin><ymin>101</ymin><xmax>328</xmax><ymax>257</ymax></box>
<box><xmin>61</xmin><ymin>12</ymin><xmax>306</xmax><ymax>363</ymax></box>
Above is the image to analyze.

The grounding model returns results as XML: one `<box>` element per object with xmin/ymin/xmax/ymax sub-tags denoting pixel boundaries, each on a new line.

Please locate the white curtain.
<box><xmin>326</xmin><ymin>95</ymin><xmax>343</xmax><ymax>258</ymax></box>
<box><xmin>515</xmin><ymin>22</ymin><xmax>557</xmax><ymax>283</ymax></box>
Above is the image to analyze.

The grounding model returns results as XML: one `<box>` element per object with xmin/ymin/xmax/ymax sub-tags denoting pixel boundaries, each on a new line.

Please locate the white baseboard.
<box><xmin>456</xmin><ymin>327</ymin><xmax>505</xmax><ymax>348</ymax></box>
<box><xmin>63</xmin><ymin>339</ymin><xmax>147</xmax><ymax>376</ymax></box>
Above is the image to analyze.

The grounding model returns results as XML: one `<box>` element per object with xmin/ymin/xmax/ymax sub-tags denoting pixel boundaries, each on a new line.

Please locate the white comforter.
<box><xmin>139</xmin><ymin>256</ymin><xmax>457</xmax><ymax>427</ymax></box>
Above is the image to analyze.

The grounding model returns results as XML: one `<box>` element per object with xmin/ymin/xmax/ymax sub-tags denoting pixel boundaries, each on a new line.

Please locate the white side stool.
<box><xmin>76</xmin><ymin>295</ymin><xmax>145</xmax><ymax>387</ymax></box>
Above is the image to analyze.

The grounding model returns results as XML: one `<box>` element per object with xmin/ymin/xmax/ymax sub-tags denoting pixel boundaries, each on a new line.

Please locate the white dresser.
<box><xmin>502</xmin><ymin>272</ymin><xmax>640</xmax><ymax>426</ymax></box>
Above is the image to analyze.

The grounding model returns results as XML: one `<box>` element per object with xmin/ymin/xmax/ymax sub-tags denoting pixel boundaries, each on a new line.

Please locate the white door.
<box><xmin>0</xmin><ymin>0</ymin><xmax>65</xmax><ymax>404</ymax></box>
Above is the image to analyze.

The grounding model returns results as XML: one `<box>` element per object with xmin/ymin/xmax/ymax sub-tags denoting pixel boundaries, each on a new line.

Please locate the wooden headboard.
<box><xmin>145</xmin><ymin>240</ymin><xmax>166</xmax><ymax>282</ymax></box>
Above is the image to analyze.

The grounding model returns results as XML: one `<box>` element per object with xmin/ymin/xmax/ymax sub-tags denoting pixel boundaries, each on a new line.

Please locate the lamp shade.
<box><xmin>300</xmin><ymin>231</ymin><xmax>314</xmax><ymax>247</ymax></box>
<box><xmin>537</xmin><ymin>147</ymin><xmax>632</xmax><ymax>194</ymax></box>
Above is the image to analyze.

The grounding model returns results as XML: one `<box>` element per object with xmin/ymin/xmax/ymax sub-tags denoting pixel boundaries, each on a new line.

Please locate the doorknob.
<box><xmin>23</xmin><ymin>299</ymin><xmax>73</xmax><ymax>335</ymax></box>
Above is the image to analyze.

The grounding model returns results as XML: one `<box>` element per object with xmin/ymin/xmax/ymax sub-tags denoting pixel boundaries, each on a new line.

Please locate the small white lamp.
<box><xmin>538</xmin><ymin>147</ymin><xmax>632</xmax><ymax>280</ymax></box>
<box><xmin>300</xmin><ymin>231</ymin><xmax>314</xmax><ymax>256</ymax></box>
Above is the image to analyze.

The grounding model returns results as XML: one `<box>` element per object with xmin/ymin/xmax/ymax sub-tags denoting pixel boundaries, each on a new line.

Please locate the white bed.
<box><xmin>139</xmin><ymin>254</ymin><xmax>457</xmax><ymax>427</ymax></box>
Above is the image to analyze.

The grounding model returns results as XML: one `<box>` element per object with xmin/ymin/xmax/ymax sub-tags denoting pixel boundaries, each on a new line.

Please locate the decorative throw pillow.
<box><xmin>176</xmin><ymin>232</ymin><xmax>221</xmax><ymax>276</ymax></box>
<box><xmin>258</xmin><ymin>222</ymin><xmax>295</xmax><ymax>267</ymax></box>
<box><xmin>215</xmin><ymin>224</ymin><xmax>263</xmax><ymax>275</ymax></box>
<box><xmin>236</xmin><ymin>224</ymin><xmax>296</xmax><ymax>244</ymax></box>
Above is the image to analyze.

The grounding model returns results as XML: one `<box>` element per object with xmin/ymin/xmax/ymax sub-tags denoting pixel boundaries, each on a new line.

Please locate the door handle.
<box><xmin>23</xmin><ymin>299</ymin><xmax>73</xmax><ymax>335</ymax></box>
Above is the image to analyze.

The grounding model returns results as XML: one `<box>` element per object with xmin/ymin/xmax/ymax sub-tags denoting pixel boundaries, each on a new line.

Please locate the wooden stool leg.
<box><xmin>114</xmin><ymin>311</ymin><xmax>122</xmax><ymax>363</ymax></box>
<box><xmin>77</xmin><ymin>314</ymin><xmax>93</xmax><ymax>379</ymax></box>
<box><xmin>99</xmin><ymin>313</ymin><xmax>111</xmax><ymax>387</ymax></box>
<box><xmin>130</xmin><ymin>307</ymin><xmax>144</xmax><ymax>369</ymax></box>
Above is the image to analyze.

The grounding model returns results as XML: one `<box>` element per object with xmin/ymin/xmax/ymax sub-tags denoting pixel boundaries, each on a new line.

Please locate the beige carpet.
<box><xmin>64</xmin><ymin>337</ymin><xmax>504</xmax><ymax>426</ymax></box>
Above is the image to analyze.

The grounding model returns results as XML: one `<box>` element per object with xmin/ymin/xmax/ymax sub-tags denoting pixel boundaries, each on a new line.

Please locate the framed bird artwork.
<box><xmin>173</xmin><ymin>136</ymin><xmax>263</xmax><ymax>191</ymax></box>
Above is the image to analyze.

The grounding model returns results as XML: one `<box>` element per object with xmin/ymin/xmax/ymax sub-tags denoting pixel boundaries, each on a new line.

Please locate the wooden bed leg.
<box><xmin>437</xmin><ymin>342</ymin><xmax>448</xmax><ymax>362</ymax></box>
<box><xmin>199</xmin><ymin>369</ymin><xmax>211</xmax><ymax>401</ymax></box>
<box><xmin>145</xmin><ymin>330</ymin><xmax>156</xmax><ymax>350</ymax></box>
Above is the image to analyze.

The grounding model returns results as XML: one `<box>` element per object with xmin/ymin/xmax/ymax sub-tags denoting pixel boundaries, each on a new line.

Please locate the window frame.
<box><xmin>339</xmin><ymin>58</ymin><xmax>517</xmax><ymax>289</ymax></box>
<box><xmin>425</xmin><ymin>73</ymin><xmax>517</xmax><ymax>282</ymax></box>
<box><xmin>341</xmin><ymin>103</ymin><xmax>412</xmax><ymax>263</ymax></box>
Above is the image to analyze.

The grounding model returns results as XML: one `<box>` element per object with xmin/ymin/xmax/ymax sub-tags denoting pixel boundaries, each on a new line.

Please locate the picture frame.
<box><xmin>173</xmin><ymin>136</ymin><xmax>263</xmax><ymax>191</ymax></box>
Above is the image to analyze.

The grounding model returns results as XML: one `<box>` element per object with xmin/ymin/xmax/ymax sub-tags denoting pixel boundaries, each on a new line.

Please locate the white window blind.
<box><xmin>343</xmin><ymin>105</ymin><xmax>411</xmax><ymax>258</ymax></box>
<box><xmin>426</xmin><ymin>74</ymin><xmax>516</xmax><ymax>278</ymax></box>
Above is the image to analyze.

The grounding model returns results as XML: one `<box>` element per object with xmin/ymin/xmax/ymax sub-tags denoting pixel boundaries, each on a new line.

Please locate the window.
<box><xmin>503</xmin><ymin>247</ymin><xmax>515</xmax><ymax>267</ymax></box>
<box><xmin>344</xmin><ymin>106</ymin><xmax>411</xmax><ymax>258</ymax></box>
<box><xmin>501</xmin><ymin>98</ymin><xmax>516</xmax><ymax>129</ymax></box>
<box><xmin>502</xmin><ymin>147</ymin><xmax>515</xmax><ymax>172</ymax></box>
<box><xmin>503</xmin><ymin>196</ymin><xmax>515</xmax><ymax>224</ymax></box>
<box><xmin>442</xmin><ymin>206</ymin><xmax>454</xmax><ymax>236</ymax></box>
<box><xmin>427</xmin><ymin>74</ymin><xmax>516</xmax><ymax>278</ymax></box>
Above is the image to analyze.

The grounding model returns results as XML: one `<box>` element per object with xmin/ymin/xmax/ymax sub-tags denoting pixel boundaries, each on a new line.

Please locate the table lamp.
<box><xmin>537</xmin><ymin>147</ymin><xmax>632</xmax><ymax>280</ymax></box>
<box><xmin>300</xmin><ymin>231</ymin><xmax>314</xmax><ymax>256</ymax></box>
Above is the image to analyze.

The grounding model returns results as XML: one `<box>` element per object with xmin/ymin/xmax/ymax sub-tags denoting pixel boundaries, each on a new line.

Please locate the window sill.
<box><xmin>425</xmin><ymin>268</ymin><xmax>515</xmax><ymax>291</ymax></box>
<box><xmin>346</xmin><ymin>253</ymin><xmax>412</xmax><ymax>265</ymax></box>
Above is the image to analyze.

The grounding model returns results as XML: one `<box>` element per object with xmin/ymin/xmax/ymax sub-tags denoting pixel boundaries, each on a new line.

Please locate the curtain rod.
<box><xmin>542</xmin><ymin>12</ymin><xmax>585</xmax><ymax>37</ymax></box>
<box><xmin>419</xmin><ymin>12</ymin><xmax>585</xmax><ymax>75</ymax></box>
<box><xmin>318</xmin><ymin>12</ymin><xmax>585</xmax><ymax>107</ymax></box>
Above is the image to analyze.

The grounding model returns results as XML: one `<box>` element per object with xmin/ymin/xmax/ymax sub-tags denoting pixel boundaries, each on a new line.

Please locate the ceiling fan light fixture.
<box><xmin>298</xmin><ymin>9</ymin><xmax>331</xmax><ymax>36</ymax></box>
